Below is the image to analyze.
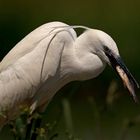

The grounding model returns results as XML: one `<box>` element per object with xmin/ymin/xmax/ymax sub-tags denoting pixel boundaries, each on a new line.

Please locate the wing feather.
<box><xmin>0</xmin><ymin>22</ymin><xmax>77</xmax><ymax>124</ymax></box>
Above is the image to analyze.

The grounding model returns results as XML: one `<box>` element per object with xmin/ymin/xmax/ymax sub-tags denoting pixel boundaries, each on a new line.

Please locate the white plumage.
<box><xmin>0</xmin><ymin>21</ymin><xmax>138</xmax><ymax>127</ymax></box>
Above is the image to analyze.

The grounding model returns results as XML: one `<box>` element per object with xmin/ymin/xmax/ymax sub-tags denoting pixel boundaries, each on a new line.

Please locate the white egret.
<box><xmin>0</xmin><ymin>21</ymin><xmax>139</xmax><ymax>127</ymax></box>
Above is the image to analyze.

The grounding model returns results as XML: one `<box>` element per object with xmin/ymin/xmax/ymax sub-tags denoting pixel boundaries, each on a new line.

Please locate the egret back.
<box><xmin>0</xmin><ymin>22</ymin><xmax>77</xmax><ymax>126</ymax></box>
<box><xmin>0</xmin><ymin>22</ymin><xmax>76</xmax><ymax>72</ymax></box>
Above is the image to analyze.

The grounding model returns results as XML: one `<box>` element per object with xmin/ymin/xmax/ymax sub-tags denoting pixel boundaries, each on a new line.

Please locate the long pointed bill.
<box><xmin>105</xmin><ymin>48</ymin><xmax>139</xmax><ymax>102</ymax></box>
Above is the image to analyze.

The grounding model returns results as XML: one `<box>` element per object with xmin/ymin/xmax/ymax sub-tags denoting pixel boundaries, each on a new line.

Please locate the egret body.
<box><xmin>0</xmin><ymin>22</ymin><xmax>139</xmax><ymax>126</ymax></box>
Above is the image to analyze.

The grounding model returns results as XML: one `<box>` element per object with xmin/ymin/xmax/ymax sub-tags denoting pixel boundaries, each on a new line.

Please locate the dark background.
<box><xmin>0</xmin><ymin>0</ymin><xmax>140</xmax><ymax>139</ymax></box>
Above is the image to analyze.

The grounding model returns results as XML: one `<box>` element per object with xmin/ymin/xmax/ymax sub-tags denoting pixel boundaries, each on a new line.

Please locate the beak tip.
<box><xmin>129</xmin><ymin>86</ymin><xmax>139</xmax><ymax>103</ymax></box>
<box><xmin>137</xmin><ymin>83</ymin><xmax>140</xmax><ymax>89</ymax></box>
<box><xmin>133</xmin><ymin>94</ymin><xmax>139</xmax><ymax>103</ymax></box>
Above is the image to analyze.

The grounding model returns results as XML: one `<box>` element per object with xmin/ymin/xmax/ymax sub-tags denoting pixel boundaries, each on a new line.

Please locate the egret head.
<box><xmin>88</xmin><ymin>29</ymin><xmax>119</xmax><ymax>65</ymax></box>
<box><xmin>88</xmin><ymin>29</ymin><xmax>139</xmax><ymax>102</ymax></box>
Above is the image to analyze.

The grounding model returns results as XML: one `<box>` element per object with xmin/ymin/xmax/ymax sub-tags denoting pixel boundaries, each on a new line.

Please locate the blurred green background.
<box><xmin>0</xmin><ymin>0</ymin><xmax>140</xmax><ymax>140</ymax></box>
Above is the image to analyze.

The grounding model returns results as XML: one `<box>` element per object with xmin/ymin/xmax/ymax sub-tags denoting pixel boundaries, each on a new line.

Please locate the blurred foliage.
<box><xmin>0</xmin><ymin>0</ymin><xmax>140</xmax><ymax>139</ymax></box>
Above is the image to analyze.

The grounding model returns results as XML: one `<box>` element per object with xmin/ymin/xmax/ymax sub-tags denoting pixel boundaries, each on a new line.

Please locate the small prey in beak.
<box><xmin>104</xmin><ymin>46</ymin><xmax>139</xmax><ymax>102</ymax></box>
<box><xmin>116</xmin><ymin>65</ymin><xmax>139</xmax><ymax>102</ymax></box>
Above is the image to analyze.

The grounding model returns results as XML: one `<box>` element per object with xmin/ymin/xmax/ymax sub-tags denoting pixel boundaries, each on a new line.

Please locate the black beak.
<box><xmin>104</xmin><ymin>46</ymin><xmax>139</xmax><ymax>102</ymax></box>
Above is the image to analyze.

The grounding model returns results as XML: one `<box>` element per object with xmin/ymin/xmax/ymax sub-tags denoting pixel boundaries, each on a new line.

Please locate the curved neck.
<box><xmin>60</xmin><ymin>33</ymin><xmax>106</xmax><ymax>81</ymax></box>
